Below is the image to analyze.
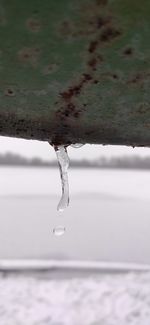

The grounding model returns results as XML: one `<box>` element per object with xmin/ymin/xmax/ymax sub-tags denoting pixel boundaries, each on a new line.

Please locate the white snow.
<box><xmin>0</xmin><ymin>270</ymin><xmax>150</xmax><ymax>325</ymax></box>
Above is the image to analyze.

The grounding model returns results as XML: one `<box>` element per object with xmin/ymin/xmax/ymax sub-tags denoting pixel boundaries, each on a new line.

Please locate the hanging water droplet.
<box><xmin>53</xmin><ymin>226</ymin><xmax>66</xmax><ymax>236</ymax></box>
<box><xmin>53</xmin><ymin>145</ymin><xmax>70</xmax><ymax>212</ymax></box>
<box><xmin>71</xmin><ymin>143</ymin><xmax>84</xmax><ymax>148</ymax></box>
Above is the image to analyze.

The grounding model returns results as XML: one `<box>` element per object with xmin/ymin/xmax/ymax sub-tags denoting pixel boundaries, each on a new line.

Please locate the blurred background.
<box><xmin>0</xmin><ymin>136</ymin><xmax>150</xmax><ymax>324</ymax></box>
<box><xmin>0</xmin><ymin>136</ymin><xmax>150</xmax><ymax>263</ymax></box>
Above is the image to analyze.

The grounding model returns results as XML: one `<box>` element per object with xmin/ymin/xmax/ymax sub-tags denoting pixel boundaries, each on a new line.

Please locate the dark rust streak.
<box><xmin>55</xmin><ymin>72</ymin><xmax>93</xmax><ymax>141</ymax></box>
<box><xmin>88</xmin><ymin>25</ymin><xmax>121</xmax><ymax>57</ymax></box>
<box><xmin>60</xmin><ymin>73</ymin><xmax>92</xmax><ymax>101</ymax></box>
<box><xmin>100</xmin><ymin>27</ymin><xmax>121</xmax><ymax>43</ymax></box>
<box><xmin>88</xmin><ymin>58</ymin><xmax>97</xmax><ymax>71</ymax></box>
<box><xmin>53</xmin><ymin>4</ymin><xmax>122</xmax><ymax>145</ymax></box>
<box><xmin>88</xmin><ymin>40</ymin><xmax>99</xmax><ymax>53</ymax></box>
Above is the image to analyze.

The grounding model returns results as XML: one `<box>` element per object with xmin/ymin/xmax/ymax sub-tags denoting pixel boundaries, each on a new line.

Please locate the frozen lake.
<box><xmin>0</xmin><ymin>167</ymin><xmax>150</xmax><ymax>264</ymax></box>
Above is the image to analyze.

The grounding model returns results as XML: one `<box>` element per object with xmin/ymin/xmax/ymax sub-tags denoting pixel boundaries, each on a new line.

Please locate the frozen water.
<box><xmin>53</xmin><ymin>227</ymin><xmax>66</xmax><ymax>236</ymax></box>
<box><xmin>55</xmin><ymin>145</ymin><xmax>69</xmax><ymax>212</ymax></box>
<box><xmin>71</xmin><ymin>144</ymin><xmax>84</xmax><ymax>148</ymax></box>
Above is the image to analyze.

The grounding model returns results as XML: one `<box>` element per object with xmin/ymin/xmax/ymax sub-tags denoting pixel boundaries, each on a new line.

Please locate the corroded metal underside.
<box><xmin>0</xmin><ymin>0</ymin><xmax>150</xmax><ymax>146</ymax></box>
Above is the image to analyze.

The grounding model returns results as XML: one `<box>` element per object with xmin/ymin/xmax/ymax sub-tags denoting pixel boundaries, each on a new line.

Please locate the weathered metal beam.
<box><xmin>0</xmin><ymin>0</ymin><xmax>150</xmax><ymax>146</ymax></box>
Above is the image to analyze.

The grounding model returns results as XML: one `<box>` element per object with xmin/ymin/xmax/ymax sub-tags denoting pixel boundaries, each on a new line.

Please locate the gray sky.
<box><xmin>0</xmin><ymin>136</ymin><xmax>150</xmax><ymax>161</ymax></box>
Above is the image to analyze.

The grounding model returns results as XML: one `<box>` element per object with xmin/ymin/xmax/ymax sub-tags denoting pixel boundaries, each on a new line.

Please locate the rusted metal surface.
<box><xmin>0</xmin><ymin>0</ymin><xmax>150</xmax><ymax>146</ymax></box>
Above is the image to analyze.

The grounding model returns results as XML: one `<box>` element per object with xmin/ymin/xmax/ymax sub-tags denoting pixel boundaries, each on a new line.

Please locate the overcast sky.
<box><xmin>0</xmin><ymin>136</ymin><xmax>150</xmax><ymax>161</ymax></box>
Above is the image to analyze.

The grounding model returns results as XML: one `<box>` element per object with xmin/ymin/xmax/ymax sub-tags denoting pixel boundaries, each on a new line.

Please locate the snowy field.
<box><xmin>0</xmin><ymin>270</ymin><xmax>150</xmax><ymax>325</ymax></box>
<box><xmin>0</xmin><ymin>167</ymin><xmax>150</xmax><ymax>324</ymax></box>
<box><xmin>0</xmin><ymin>168</ymin><xmax>150</xmax><ymax>264</ymax></box>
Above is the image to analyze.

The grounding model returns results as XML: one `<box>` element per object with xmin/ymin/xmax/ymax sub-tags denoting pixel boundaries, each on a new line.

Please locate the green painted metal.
<box><xmin>0</xmin><ymin>0</ymin><xmax>150</xmax><ymax>146</ymax></box>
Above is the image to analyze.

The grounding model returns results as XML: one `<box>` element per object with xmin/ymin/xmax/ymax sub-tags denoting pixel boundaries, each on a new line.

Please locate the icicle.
<box><xmin>54</xmin><ymin>145</ymin><xmax>70</xmax><ymax>212</ymax></box>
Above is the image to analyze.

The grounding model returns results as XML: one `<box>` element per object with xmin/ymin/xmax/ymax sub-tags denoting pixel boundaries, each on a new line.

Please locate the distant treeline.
<box><xmin>1</xmin><ymin>152</ymin><xmax>150</xmax><ymax>169</ymax></box>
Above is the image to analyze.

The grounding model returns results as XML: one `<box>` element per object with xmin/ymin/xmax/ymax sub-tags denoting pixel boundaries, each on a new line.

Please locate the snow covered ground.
<box><xmin>0</xmin><ymin>270</ymin><xmax>150</xmax><ymax>325</ymax></box>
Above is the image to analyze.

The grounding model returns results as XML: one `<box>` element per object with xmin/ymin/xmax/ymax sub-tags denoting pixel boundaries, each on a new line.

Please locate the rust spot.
<box><xmin>88</xmin><ymin>25</ymin><xmax>121</xmax><ymax>54</ymax></box>
<box><xmin>42</xmin><ymin>63</ymin><xmax>58</xmax><ymax>75</ymax></box>
<box><xmin>88</xmin><ymin>15</ymin><xmax>110</xmax><ymax>31</ymax></box>
<box><xmin>50</xmin><ymin>135</ymin><xmax>71</xmax><ymax>147</ymax></box>
<box><xmin>18</xmin><ymin>47</ymin><xmax>40</xmax><ymax>67</ymax></box>
<box><xmin>100</xmin><ymin>27</ymin><xmax>121</xmax><ymax>43</ymax></box>
<box><xmin>88</xmin><ymin>58</ymin><xmax>97</xmax><ymax>71</ymax></box>
<box><xmin>82</xmin><ymin>73</ymin><xmax>92</xmax><ymax>82</ymax></box>
<box><xmin>4</xmin><ymin>88</ymin><xmax>15</xmax><ymax>97</ymax></box>
<box><xmin>123</xmin><ymin>47</ymin><xmax>133</xmax><ymax>56</ymax></box>
<box><xmin>60</xmin><ymin>88</ymin><xmax>77</xmax><ymax>101</ymax></box>
<box><xmin>56</xmin><ymin>72</ymin><xmax>93</xmax><ymax>131</ymax></box>
<box><xmin>96</xmin><ymin>16</ymin><xmax>109</xmax><ymax>29</ymax></box>
<box><xmin>128</xmin><ymin>73</ymin><xmax>143</xmax><ymax>85</ymax></box>
<box><xmin>88</xmin><ymin>40</ymin><xmax>99</xmax><ymax>53</ymax></box>
<box><xmin>60</xmin><ymin>74</ymin><xmax>92</xmax><ymax>101</ymax></box>
<box><xmin>26</xmin><ymin>18</ymin><xmax>41</xmax><ymax>33</ymax></box>
<box><xmin>101</xmin><ymin>72</ymin><xmax>119</xmax><ymax>81</ymax></box>
<box><xmin>112</xmin><ymin>73</ymin><xmax>118</xmax><ymax>79</ymax></box>
<box><xmin>56</xmin><ymin>103</ymin><xmax>76</xmax><ymax>119</ymax></box>
<box><xmin>67</xmin><ymin>103</ymin><xmax>75</xmax><ymax>111</ymax></box>
<box><xmin>73</xmin><ymin>111</ymin><xmax>80</xmax><ymax>118</ymax></box>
